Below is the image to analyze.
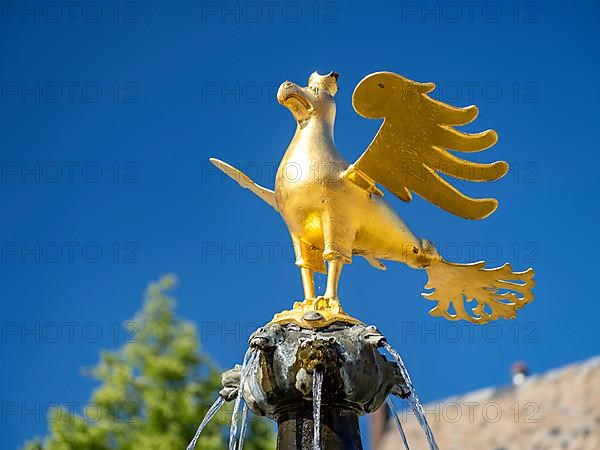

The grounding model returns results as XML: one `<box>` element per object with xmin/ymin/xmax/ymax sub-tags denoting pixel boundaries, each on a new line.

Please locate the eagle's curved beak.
<box><xmin>277</xmin><ymin>81</ymin><xmax>313</xmax><ymax>123</ymax></box>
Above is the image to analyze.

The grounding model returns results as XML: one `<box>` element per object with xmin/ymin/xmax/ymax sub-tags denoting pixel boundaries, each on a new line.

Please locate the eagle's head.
<box><xmin>277</xmin><ymin>71</ymin><xmax>339</xmax><ymax>127</ymax></box>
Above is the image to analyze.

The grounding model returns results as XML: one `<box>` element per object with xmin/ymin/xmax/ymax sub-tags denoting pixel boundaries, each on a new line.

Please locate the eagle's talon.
<box><xmin>312</xmin><ymin>296</ymin><xmax>343</xmax><ymax>314</ymax></box>
<box><xmin>313</xmin><ymin>297</ymin><xmax>329</xmax><ymax>310</ymax></box>
<box><xmin>328</xmin><ymin>298</ymin><xmax>342</xmax><ymax>314</ymax></box>
<box><xmin>293</xmin><ymin>298</ymin><xmax>316</xmax><ymax>310</ymax></box>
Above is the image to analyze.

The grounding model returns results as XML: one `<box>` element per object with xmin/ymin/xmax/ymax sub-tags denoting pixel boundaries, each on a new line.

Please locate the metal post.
<box><xmin>276</xmin><ymin>406</ymin><xmax>363</xmax><ymax>450</ymax></box>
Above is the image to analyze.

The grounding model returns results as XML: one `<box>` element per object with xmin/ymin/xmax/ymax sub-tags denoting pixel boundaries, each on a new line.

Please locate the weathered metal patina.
<box><xmin>220</xmin><ymin>322</ymin><xmax>409</xmax><ymax>449</ymax></box>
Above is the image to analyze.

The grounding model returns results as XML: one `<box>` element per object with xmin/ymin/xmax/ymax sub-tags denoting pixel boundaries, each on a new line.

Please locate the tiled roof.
<box><xmin>378</xmin><ymin>356</ymin><xmax>600</xmax><ymax>450</ymax></box>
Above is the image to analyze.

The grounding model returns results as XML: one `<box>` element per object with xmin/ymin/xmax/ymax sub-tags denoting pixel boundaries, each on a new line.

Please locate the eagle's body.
<box><xmin>210</xmin><ymin>71</ymin><xmax>534</xmax><ymax>324</ymax></box>
<box><xmin>274</xmin><ymin>103</ymin><xmax>429</xmax><ymax>273</ymax></box>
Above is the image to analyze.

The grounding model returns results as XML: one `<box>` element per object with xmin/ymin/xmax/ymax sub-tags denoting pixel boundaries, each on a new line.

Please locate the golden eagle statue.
<box><xmin>211</xmin><ymin>71</ymin><xmax>535</xmax><ymax>327</ymax></box>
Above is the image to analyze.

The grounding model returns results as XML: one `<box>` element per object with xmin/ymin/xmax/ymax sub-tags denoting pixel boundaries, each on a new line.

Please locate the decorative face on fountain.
<box><xmin>241</xmin><ymin>323</ymin><xmax>407</xmax><ymax>418</ymax></box>
<box><xmin>277</xmin><ymin>71</ymin><xmax>339</xmax><ymax>127</ymax></box>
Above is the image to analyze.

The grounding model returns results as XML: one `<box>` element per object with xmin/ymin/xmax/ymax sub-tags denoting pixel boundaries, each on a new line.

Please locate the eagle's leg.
<box><xmin>290</xmin><ymin>234</ymin><xmax>324</xmax><ymax>304</ymax></box>
<box><xmin>300</xmin><ymin>267</ymin><xmax>315</xmax><ymax>300</ymax></box>
<box><xmin>319</xmin><ymin>212</ymin><xmax>353</xmax><ymax>313</ymax></box>
<box><xmin>324</xmin><ymin>257</ymin><xmax>344</xmax><ymax>305</ymax></box>
<box><xmin>313</xmin><ymin>257</ymin><xmax>346</xmax><ymax>314</ymax></box>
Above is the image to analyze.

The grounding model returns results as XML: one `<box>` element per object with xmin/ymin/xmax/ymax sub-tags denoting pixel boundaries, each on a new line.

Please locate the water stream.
<box><xmin>312</xmin><ymin>369</ymin><xmax>324</xmax><ymax>450</ymax></box>
<box><xmin>386</xmin><ymin>397</ymin><xmax>410</xmax><ymax>450</ymax></box>
<box><xmin>228</xmin><ymin>348</ymin><xmax>258</xmax><ymax>450</ymax></box>
<box><xmin>187</xmin><ymin>347</ymin><xmax>259</xmax><ymax>450</ymax></box>
<box><xmin>237</xmin><ymin>403</ymin><xmax>249</xmax><ymax>450</ymax></box>
<box><xmin>186</xmin><ymin>396</ymin><xmax>226</xmax><ymax>450</ymax></box>
<box><xmin>382</xmin><ymin>342</ymin><xmax>439</xmax><ymax>450</ymax></box>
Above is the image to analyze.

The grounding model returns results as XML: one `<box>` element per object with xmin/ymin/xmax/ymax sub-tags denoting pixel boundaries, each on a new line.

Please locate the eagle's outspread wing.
<box><xmin>347</xmin><ymin>72</ymin><xmax>508</xmax><ymax>220</ymax></box>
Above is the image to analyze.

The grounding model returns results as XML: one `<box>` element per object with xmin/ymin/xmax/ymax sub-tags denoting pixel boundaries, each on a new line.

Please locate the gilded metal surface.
<box><xmin>211</xmin><ymin>71</ymin><xmax>535</xmax><ymax>325</ymax></box>
<box><xmin>352</xmin><ymin>72</ymin><xmax>507</xmax><ymax>220</ymax></box>
<box><xmin>424</xmin><ymin>262</ymin><xmax>535</xmax><ymax>324</ymax></box>
<box><xmin>271</xmin><ymin>297</ymin><xmax>362</xmax><ymax>329</ymax></box>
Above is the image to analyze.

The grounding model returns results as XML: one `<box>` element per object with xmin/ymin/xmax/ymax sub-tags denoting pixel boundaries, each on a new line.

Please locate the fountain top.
<box><xmin>241</xmin><ymin>322</ymin><xmax>406</xmax><ymax>419</ymax></box>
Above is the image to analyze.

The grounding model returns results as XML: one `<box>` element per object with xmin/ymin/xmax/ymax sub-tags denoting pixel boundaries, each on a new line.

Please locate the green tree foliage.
<box><xmin>23</xmin><ymin>275</ymin><xmax>275</xmax><ymax>450</ymax></box>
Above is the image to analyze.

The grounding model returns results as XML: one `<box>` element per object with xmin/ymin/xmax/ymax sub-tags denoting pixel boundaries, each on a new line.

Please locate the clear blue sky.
<box><xmin>1</xmin><ymin>1</ymin><xmax>599</xmax><ymax>448</ymax></box>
